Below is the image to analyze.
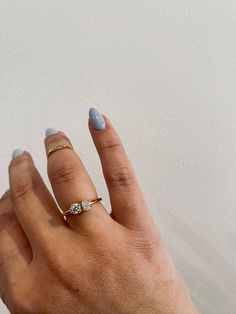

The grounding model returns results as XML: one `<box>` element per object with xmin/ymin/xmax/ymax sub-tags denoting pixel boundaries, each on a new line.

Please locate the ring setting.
<box><xmin>63</xmin><ymin>198</ymin><xmax>102</xmax><ymax>216</ymax></box>
<box><xmin>70</xmin><ymin>203</ymin><xmax>82</xmax><ymax>214</ymax></box>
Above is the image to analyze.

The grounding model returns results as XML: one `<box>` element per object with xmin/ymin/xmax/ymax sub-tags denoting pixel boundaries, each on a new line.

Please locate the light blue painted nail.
<box><xmin>45</xmin><ymin>128</ymin><xmax>59</xmax><ymax>138</ymax></box>
<box><xmin>89</xmin><ymin>108</ymin><xmax>106</xmax><ymax>131</ymax></box>
<box><xmin>12</xmin><ymin>149</ymin><xmax>24</xmax><ymax>159</ymax></box>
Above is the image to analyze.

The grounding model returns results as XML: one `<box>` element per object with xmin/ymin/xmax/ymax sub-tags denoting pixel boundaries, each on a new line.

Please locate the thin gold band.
<box><xmin>47</xmin><ymin>144</ymin><xmax>73</xmax><ymax>158</ymax></box>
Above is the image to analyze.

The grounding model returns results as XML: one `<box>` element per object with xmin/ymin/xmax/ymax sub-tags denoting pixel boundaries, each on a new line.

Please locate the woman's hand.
<box><xmin>0</xmin><ymin>108</ymin><xmax>198</xmax><ymax>313</ymax></box>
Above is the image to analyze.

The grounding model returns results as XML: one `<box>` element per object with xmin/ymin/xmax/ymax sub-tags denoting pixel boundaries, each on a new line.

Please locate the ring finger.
<box><xmin>44</xmin><ymin>128</ymin><xmax>111</xmax><ymax>234</ymax></box>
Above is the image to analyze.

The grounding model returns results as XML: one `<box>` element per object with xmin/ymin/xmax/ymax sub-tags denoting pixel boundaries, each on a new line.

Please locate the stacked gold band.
<box><xmin>47</xmin><ymin>144</ymin><xmax>73</xmax><ymax>158</ymax></box>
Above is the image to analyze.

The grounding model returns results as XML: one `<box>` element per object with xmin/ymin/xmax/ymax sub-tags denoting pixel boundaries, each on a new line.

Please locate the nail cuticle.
<box><xmin>12</xmin><ymin>149</ymin><xmax>25</xmax><ymax>159</ymax></box>
<box><xmin>45</xmin><ymin>128</ymin><xmax>59</xmax><ymax>138</ymax></box>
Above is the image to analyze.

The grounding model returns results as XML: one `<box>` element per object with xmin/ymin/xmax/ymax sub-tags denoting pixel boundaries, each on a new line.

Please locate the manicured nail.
<box><xmin>12</xmin><ymin>149</ymin><xmax>24</xmax><ymax>159</ymax></box>
<box><xmin>45</xmin><ymin>128</ymin><xmax>59</xmax><ymax>138</ymax></box>
<box><xmin>89</xmin><ymin>108</ymin><xmax>106</xmax><ymax>131</ymax></box>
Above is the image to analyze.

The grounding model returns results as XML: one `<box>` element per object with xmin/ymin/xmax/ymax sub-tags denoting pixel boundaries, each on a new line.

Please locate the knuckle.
<box><xmin>105</xmin><ymin>166</ymin><xmax>135</xmax><ymax>190</ymax></box>
<box><xmin>41</xmin><ymin>243</ymin><xmax>68</xmax><ymax>272</ymax></box>
<box><xmin>41</xmin><ymin>246</ymin><xmax>76</xmax><ymax>288</ymax></box>
<box><xmin>129</xmin><ymin>230</ymin><xmax>162</xmax><ymax>262</ymax></box>
<box><xmin>50</xmin><ymin>161</ymin><xmax>78</xmax><ymax>185</ymax></box>
<box><xmin>9</xmin><ymin>154</ymin><xmax>39</xmax><ymax>201</ymax></box>
<box><xmin>11</xmin><ymin>176</ymin><xmax>36</xmax><ymax>201</ymax></box>
<box><xmin>99</xmin><ymin>140</ymin><xmax>121</xmax><ymax>153</ymax></box>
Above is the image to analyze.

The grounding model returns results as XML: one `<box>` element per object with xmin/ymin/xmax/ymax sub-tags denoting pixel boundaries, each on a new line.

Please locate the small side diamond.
<box><xmin>70</xmin><ymin>203</ymin><xmax>82</xmax><ymax>214</ymax></box>
<box><xmin>81</xmin><ymin>200</ymin><xmax>91</xmax><ymax>211</ymax></box>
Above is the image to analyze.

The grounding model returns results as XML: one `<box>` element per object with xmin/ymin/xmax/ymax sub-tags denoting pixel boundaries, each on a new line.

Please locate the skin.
<box><xmin>0</xmin><ymin>115</ymin><xmax>198</xmax><ymax>314</ymax></box>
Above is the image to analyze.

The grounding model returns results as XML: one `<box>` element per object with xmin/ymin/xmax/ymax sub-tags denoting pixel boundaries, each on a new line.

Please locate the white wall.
<box><xmin>1</xmin><ymin>1</ymin><xmax>236</xmax><ymax>313</ymax></box>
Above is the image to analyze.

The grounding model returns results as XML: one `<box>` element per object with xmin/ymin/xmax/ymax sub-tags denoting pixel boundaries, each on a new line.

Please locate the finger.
<box><xmin>89</xmin><ymin>108</ymin><xmax>152</xmax><ymax>230</ymax></box>
<box><xmin>1</xmin><ymin>190</ymin><xmax>10</xmax><ymax>200</ymax></box>
<box><xmin>44</xmin><ymin>129</ymin><xmax>111</xmax><ymax>234</ymax></box>
<box><xmin>0</xmin><ymin>192</ymin><xmax>32</xmax><ymax>287</ymax></box>
<box><xmin>8</xmin><ymin>151</ymin><xmax>67</xmax><ymax>249</ymax></box>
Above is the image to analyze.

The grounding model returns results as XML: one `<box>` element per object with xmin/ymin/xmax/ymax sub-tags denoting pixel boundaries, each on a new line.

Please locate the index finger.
<box><xmin>89</xmin><ymin>108</ymin><xmax>152</xmax><ymax>230</ymax></box>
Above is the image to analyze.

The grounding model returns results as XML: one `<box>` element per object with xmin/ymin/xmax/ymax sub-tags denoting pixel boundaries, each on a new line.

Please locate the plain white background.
<box><xmin>1</xmin><ymin>1</ymin><xmax>236</xmax><ymax>313</ymax></box>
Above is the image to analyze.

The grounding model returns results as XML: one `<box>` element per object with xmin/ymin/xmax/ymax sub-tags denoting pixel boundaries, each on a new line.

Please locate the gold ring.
<box><xmin>62</xmin><ymin>198</ymin><xmax>102</xmax><ymax>216</ymax></box>
<box><xmin>47</xmin><ymin>144</ymin><xmax>73</xmax><ymax>158</ymax></box>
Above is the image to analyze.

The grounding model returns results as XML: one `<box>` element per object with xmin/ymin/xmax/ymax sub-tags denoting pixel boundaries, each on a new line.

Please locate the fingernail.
<box><xmin>45</xmin><ymin>128</ymin><xmax>59</xmax><ymax>138</ymax></box>
<box><xmin>12</xmin><ymin>149</ymin><xmax>24</xmax><ymax>159</ymax></box>
<box><xmin>89</xmin><ymin>108</ymin><xmax>106</xmax><ymax>131</ymax></box>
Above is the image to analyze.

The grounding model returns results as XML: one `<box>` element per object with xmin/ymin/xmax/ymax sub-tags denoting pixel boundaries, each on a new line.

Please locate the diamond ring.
<box><xmin>62</xmin><ymin>198</ymin><xmax>102</xmax><ymax>216</ymax></box>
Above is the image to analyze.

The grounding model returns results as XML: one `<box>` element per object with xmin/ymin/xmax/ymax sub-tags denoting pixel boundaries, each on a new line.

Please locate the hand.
<box><xmin>0</xmin><ymin>108</ymin><xmax>198</xmax><ymax>313</ymax></box>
